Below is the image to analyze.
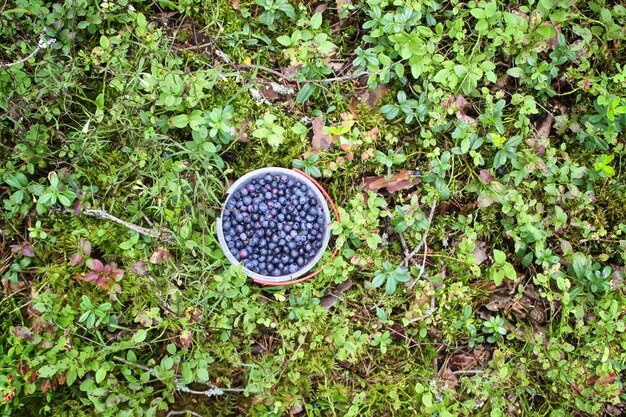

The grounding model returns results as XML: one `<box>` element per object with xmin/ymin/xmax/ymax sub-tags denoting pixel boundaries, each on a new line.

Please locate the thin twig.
<box><xmin>167</xmin><ymin>411</ymin><xmax>203</xmax><ymax>417</ymax></box>
<box><xmin>112</xmin><ymin>356</ymin><xmax>245</xmax><ymax>395</ymax></box>
<box><xmin>403</xmin><ymin>201</ymin><xmax>438</xmax><ymax>321</ymax></box>
<box><xmin>0</xmin><ymin>34</ymin><xmax>56</xmax><ymax>68</ymax></box>
<box><xmin>235</xmin><ymin>64</ymin><xmax>294</xmax><ymax>82</ymax></box>
<box><xmin>404</xmin><ymin>201</ymin><xmax>437</xmax><ymax>268</ymax></box>
<box><xmin>81</xmin><ymin>209</ymin><xmax>173</xmax><ymax>242</ymax></box>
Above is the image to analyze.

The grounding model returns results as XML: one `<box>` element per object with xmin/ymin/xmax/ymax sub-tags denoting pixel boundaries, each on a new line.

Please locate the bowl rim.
<box><xmin>216</xmin><ymin>167</ymin><xmax>332</xmax><ymax>283</ymax></box>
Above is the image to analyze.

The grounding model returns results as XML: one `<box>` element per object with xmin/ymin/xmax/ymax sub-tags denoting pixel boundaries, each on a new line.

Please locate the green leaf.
<box><xmin>169</xmin><ymin>114</ymin><xmax>189</xmax><ymax>129</ymax></box>
<box><xmin>66</xmin><ymin>368</ymin><xmax>77</xmax><ymax>386</ymax></box>
<box><xmin>38</xmin><ymin>365</ymin><xmax>57</xmax><ymax>378</ymax></box>
<box><xmin>493</xmin><ymin>249</ymin><xmax>506</xmax><ymax>264</ymax></box>
<box><xmin>310</xmin><ymin>12</ymin><xmax>323</xmax><ymax>30</ymax></box>
<box><xmin>196</xmin><ymin>367</ymin><xmax>209</xmax><ymax>382</ymax></box>
<box><xmin>506</xmin><ymin>67</ymin><xmax>524</xmax><ymax>78</ymax></box>
<box><xmin>95</xmin><ymin>368</ymin><xmax>107</xmax><ymax>384</ymax></box>
<box><xmin>385</xmin><ymin>277</ymin><xmax>398</xmax><ymax>295</ymax></box>
<box><xmin>503</xmin><ymin>263</ymin><xmax>517</xmax><ymax>280</ymax></box>
<box><xmin>394</xmin><ymin>63</ymin><xmax>405</xmax><ymax>78</ymax></box>
<box><xmin>571</xmin><ymin>253</ymin><xmax>587</xmax><ymax>279</ymax></box>
<box><xmin>182</xmin><ymin>363</ymin><xmax>194</xmax><ymax>384</ymax></box>
<box><xmin>537</xmin><ymin>23</ymin><xmax>557</xmax><ymax>38</ymax></box>
<box><xmin>276</xmin><ymin>35</ymin><xmax>292</xmax><ymax>46</ymax></box>
<box><xmin>100</xmin><ymin>36</ymin><xmax>110</xmax><ymax>48</ymax></box>
<box><xmin>422</xmin><ymin>392</ymin><xmax>433</xmax><ymax>408</ymax></box>
<box><xmin>136</xmin><ymin>13</ymin><xmax>147</xmax><ymax>28</ymax></box>
<box><xmin>394</xmin><ymin>267</ymin><xmax>411</xmax><ymax>282</ymax></box>
<box><xmin>132</xmin><ymin>329</ymin><xmax>148</xmax><ymax>344</ymax></box>
<box><xmin>372</xmin><ymin>273</ymin><xmax>385</xmax><ymax>288</ymax></box>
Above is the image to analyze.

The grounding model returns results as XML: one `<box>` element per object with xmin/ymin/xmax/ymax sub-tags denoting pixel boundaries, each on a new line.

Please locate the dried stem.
<box><xmin>167</xmin><ymin>411</ymin><xmax>203</xmax><ymax>417</ymax></box>
<box><xmin>81</xmin><ymin>209</ymin><xmax>173</xmax><ymax>242</ymax></box>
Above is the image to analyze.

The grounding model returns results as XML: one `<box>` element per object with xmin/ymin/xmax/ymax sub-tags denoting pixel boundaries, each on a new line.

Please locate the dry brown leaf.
<box><xmin>448</xmin><ymin>353</ymin><xmax>477</xmax><ymax>370</ymax></box>
<box><xmin>312</xmin><ymin>3</ymin><xmax>328</xmax><ymax>14</ymax></box>
<box><xmin>336</xmin><ymin>0</ymin><xmax>352</xmax><ymax>19</ymax></box>
<box><xmin>473</xmin><ymin>241</ymin><xmax>488</xmax><ymax>265</ymax></box>
<box><xmin>230</xmin><ymin>0</ymin><xmax>240</xmax><ymax>10</ymax></box>
<box><xmin>349</xmin><ymin>85</ymin><xmax>389</xmax><ymax>116</ymax></box>
<box><xmin>312</xmin><ymin>116</ymin><xmax>333</xmax><ymax>151</ymax></box>
<box><xmin>320</xmin><ymin>280</ymin><xmax>353</xmax><ymax>310</ymax></box>
<box><xmin>362</xmin><ymin>170</ymin><xmax>421</xmax><ymax>194</ymax></box>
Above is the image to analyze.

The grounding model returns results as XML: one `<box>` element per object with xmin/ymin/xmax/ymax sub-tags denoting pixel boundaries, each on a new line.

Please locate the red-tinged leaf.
<box><xmin>84</xmin><ymin>272</ymin><xmax>99</xmax><ymax>282</ymax></box>
<box><xmin>150</xmin><ymin>247</ymin><xmax>173</xmax><ymax>264</ymax></box>
<box><xmin>95</xmin><ymin>276</ymin><xmax>110</xmax><ymax>289</ymax></box>
<box><xmin>56</xmin><ymin>371</ymin><xmax>66</xmax><ymax>385</ymax></box>
<box><xmin>455</xmin><ymin>94</ymin><xmax>468</xmax><ymax>110</ymax></box>
<box><xmin>479</xmin><ymin>169</ymin><xmax>493</xmax><ymax>184</ymax></box>
<box><xmin>179</xmin><ymin>329</ymin><xmax>192</xmax><ymax>349</ymax></box>
<box><xmin>456</xmin><ymin>112</ymin><xmax>476</xmax><ymax>124</ymax></box>
<box><xmin>79</xmin><ymin>238</ymin><xmax>92</xmax><ymax>256</ymax></box>
<box><xmin>17</xmin><ymin>361</ymin><xmax>30</xmax><ymax>375</ymax></box>
<box><xmin>73</xmin><ymin>202</ymin><xmax>82</xmax><ymax>215</ymax></box>
<box><xmin>130</xmin><ymin>261</ymin><xmax>149</xmax><ymax>276</ymax></box>
<box><xmin>12</xmin><ymin>326</ymin><xmax>36</xmax><ymax>343</ymax></box>
<box><xmin>21</xmin><ymin>245</ymin><xmax>35</xmax><ymax>257</ymax></box>
<box><xmin>362</xmin><ymin>170</ymin><xmax>421</xmax><ymax>194</ymax></box>
<box><xmin>312</xmin><ymin>116</ymin><xmax>333</xmax><ymax>151</ymax></box>
<box><xmin>91</xmin><ymin>259</ymin><xmax>104</xmax><ymax>272</ymax></box>
<box><xmin>69</xmin><ymin>253</ymin><xmax>83</xmax><ymax>267</ymax></box>
<box><xmin>112</xmin><ymin>268</ymin><xmax>124</xmax><ymax>281</ymax></box>
<box><xmin>40</xmin><ymin>380</ymin><xmax>51</xmax><ymax>393</ymax></box>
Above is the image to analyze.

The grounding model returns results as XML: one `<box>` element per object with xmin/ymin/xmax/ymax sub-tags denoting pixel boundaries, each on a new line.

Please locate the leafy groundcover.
<box><xmin>1</xmin><ymin>0</ymin><xmax>625</xmax><ymax>415</ymax></box>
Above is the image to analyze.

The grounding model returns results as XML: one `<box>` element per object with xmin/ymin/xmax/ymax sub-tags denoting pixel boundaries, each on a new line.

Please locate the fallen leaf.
<box><xmin>473</xmin><ymin>241</ymin><xmax>488</xmax><ymax>265</ymax></box>
<box><xmin>130</xmin><ymin>261</ymin><xmax>149</xmax><ymax>277</ymax></box>
<box><xmin>12</xmin><ymin>326</ymin><xmax>37</xmax><ymax>343</ymax></box>
<box><xmin>230</xmin><ymin>0</ymin><xmax>240</xmax><ymax>10</ymax></box>
<box><xmin>150</xmin><ymin>247</ymin><xmax>173</xmax><ymax>264</ymax></box>
<box><xmin>479</xmin><ymin>170</ymin><xmax>493</xmax><ymax>184</ymax></box>
<box><xmin>362</xmin><ymin>170</ymin><xmax>421</xmax><ymax>194</ymax></box>
<box><xmin>69</xmin><ymin>253</ymin><xmax>83</xmax><ymax>267</ymax></box>
<box><xmin>349</xmin><ymin>84</ymin><xmax>389</xmax><ymax>116</ymax></box>
<box><xmin>320</xmin><ymin>280</ymin><xmax>353</xmax><ymax>310</ymax></box>
<box><xmin>312</xmin><ymin>116</ymin><xmax>333</xmax><ymax>151</ymax></box>
<box><xmin>312</xmin><ymin>3</ymin><xmax>328</xmax><ymax>14</ymax></box>
<box><xmin>179</xmin><ymin>329</ymin><xmax>192</xmax><ymax>349</ymax></box>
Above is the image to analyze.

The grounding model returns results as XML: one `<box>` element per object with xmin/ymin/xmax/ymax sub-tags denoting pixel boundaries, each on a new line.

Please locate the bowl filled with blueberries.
<box><xmin>217</xmin><ymin>167</ymin><xmax>331</xmax><ymax>284</ymax></box>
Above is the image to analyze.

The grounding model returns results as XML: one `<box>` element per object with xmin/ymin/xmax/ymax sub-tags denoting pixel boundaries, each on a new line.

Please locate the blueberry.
<box><xmin>296</xmin><ymin>257</ymin><xmax>305</xmax><ymax>266</ymax></box>
<box><xmin>288</xmin><ymin>264</ymin><xmax>298</xmax><ymax>274</ymax></box>
<box><xmin>240</xmin><ymin>232</ymin><xmax>248</xmax><ymax>241</ymax></box>
<box><xmin>496</xmin><ymin>166</ymin><xmax>505</xmax><ymax>177</ymax></box>
<box><xmin>264</xmin><ymin>191</ymin><xmax>273</xmax><ymax>200</ymax></box>
<box><xmin>235</xmin><ymin>225</ymin><xmax>244</xmax><ymax>233</ymax></box>
<box><xmin>259</xmin><ymin>203</ymin><xmax>268</xmax><ymax>213</ymax></box>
